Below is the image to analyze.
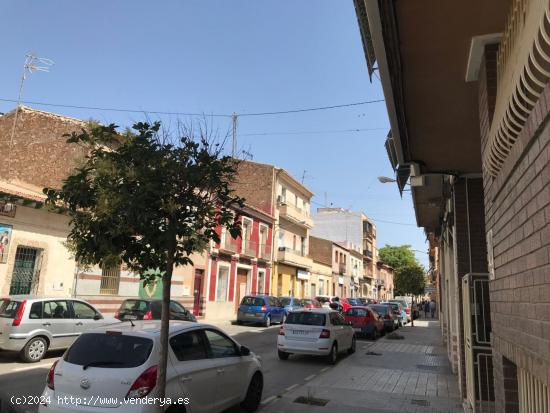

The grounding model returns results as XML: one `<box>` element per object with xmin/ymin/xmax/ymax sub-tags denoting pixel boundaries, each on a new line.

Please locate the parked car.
<box><xmin>237</xmin><ymin>295</ymin><xmax>285</xmax><ymax>327</ymax></box>
<box><xmin>277</xmin><ymin>308</ymin><xmax>355</xmax><ymax>364</ymax></box>
<box><xmin>279</xmin><ymin>296</ymin><xmax>304</xmax><ymax>315</ymax></box>
<box><xmin>315</xmin><ymin>296</ymin><xmax>332</xmax><ymax>308</ymax></box>
<box><xmin>388</xmin><ymin>299</ymin><xmax>411</xmax><ymax>323</ymax></box>
<box><xmin>301</xmin><ymin>298</ymin><xmax>322</xmax><ymax>309</ymax></box>
<box><xmin>346</xmin><ymin>298</ymin><xmax>363</xmax><ymax>306</ymax></box>
<box><xmin>38</xmin><ymin>321</ymin><xmax>263</xmax><ymax>413</ymax></box>
<box><xmin>344</xmin><ymin>306</ymin><xmax>384</xmax><ymax>339</ymax></box>
<box><xmin>368</xmin><ymin>304</ymin><xmax>399</xmax><ymax>332</ymax></box>
<box><xmin>114</xmin><ymin>299</ymin><xmax>196</xmax><ymax>322</ymax></box>
<box><xmin>0</xmin><ymin>296</ymin><xmax>115</xmax><ymax>362</ymax></box>
<box><xmin>329</xmin><ymin>297</ymin><xmax>351</xmax><ymax>312</ymax></box>
<box><xmin>382</xmin><ymin>301</ymin><xmax>406</xmax><ymax>327</ymax></box>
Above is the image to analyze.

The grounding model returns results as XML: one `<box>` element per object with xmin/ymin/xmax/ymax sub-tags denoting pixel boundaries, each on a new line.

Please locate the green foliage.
<box><xmin>378</xmin><ymin>244</ymin><xmax>418</xmax><ymax>271</ymax></box>
<box><xmin>44</xmin><ymin>121</ymin><xmax>244</xmax><ymax>283</ymax></box>
<box><xmin>394</xmin><ymin>264</ymin><xmax>425</xmax><ymax>297</ymax></box>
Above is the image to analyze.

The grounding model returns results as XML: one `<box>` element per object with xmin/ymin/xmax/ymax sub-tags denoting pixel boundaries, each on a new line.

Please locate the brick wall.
<box><xmin>480</xmin><ymin>45</ymin><xmax>550</xmax><ymax>410</ymax></box>
<box><xmin>309</xmin><ymin>236</ymin><xmax>333</xmax><ymax>266</ymax></box>
<box><xmin>232</xmin><ymin>161</ymin><xmax>275</xmax><ymax>216</ymax></box>
<box><xmin>0</xmin><ymin>107</ymin><xmax>89</xmax><ymax>188</ymax></box>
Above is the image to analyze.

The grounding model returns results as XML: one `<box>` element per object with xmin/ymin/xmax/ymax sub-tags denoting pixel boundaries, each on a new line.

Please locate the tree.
<box><xmin>394</xmin><ymin>264</ymin><xmax>426</xmax><ymax>326</ymax></box>
<box><xmin>378</xmin><ymin>244</ymin><xmax>418</xmax><ymax>271</ymax></box>
<box><xmin>44</xmin><ymin>121</ymin><xmax>243</xmax><ymax>411</ymax></box>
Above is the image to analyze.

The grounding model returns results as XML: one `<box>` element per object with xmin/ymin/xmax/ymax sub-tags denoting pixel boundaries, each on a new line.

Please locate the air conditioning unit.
<box><xmin>277</xmin><ymin>195</ymin><xmax>287</xmax><ymax>206</ymax></box>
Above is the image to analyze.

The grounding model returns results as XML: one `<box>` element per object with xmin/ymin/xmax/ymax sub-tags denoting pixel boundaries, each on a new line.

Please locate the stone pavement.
<box><xmin>261</xmin><ymin>318</ymin><xmax>464</xmax><ymax>413</ymax></box>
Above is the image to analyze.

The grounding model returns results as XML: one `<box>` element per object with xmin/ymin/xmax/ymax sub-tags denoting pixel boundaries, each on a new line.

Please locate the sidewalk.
<box><xmin>261</xmin><ymin>318</ymin><xmax>463</xmax><ymax>413</ymax></box>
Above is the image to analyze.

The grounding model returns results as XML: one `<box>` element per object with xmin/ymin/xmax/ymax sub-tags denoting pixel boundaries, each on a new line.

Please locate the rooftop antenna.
<box><xmin>8</xmin><ymin>53</ymin><xmax>54</xmax><ymax>181</ymax></box>
<box><xmin>231</xmin><ymin>112</ymin><xmax>238</xmax><ymax>157</ymax></box>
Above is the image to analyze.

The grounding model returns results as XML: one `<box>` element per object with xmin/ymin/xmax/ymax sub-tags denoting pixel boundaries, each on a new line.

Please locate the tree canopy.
<box><xmin>44</xmin><ymin>121</ymin><xmax>244</xmax><ymax>408</ymax></box>
<box><xmin>394</xmin><ymin>264</ymin><xmax>426</xmax><ymax>297</ymax></box>
<box><xmin>378</xmin><ymin>244</ymin><xmax>419</xmax><ymax>271</ymax></box>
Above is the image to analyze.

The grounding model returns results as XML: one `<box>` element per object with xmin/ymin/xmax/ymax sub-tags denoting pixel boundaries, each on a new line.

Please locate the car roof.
<box><xmin>289</xmin><ymin>308</ymin><xmax>336</xmax><ymax>314</ymax></box>
<box><xmin>83</xmin><ymin>320</ymin><xmax>214</xmax><ymax>337</ymax></box>
<box><xmin>3</xmin><ymin>296</ymin><xmax>88</xmax><ymax>302</ymax></box>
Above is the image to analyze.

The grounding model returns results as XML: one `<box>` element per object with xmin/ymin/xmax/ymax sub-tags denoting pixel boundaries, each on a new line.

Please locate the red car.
<box><xmin>344</xmin><ymin>306</ymin><xmax>384</xmax><ymax>339</ymax></box>
<box><xmin>330</xmin><ymin>297</ymin><xmax>351</xmax><ymax>312</ymax></box>
<box><xmin>301</xmin><ymin>298</ymin><xmax>322</xmax><ymax>309</ymax></box>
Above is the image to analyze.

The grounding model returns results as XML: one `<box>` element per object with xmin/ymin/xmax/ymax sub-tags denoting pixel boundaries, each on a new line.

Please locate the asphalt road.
<box><xmin>0</xmin><ymin>321</ymin><xmax>371</xmax><ymax>412</ymax></box>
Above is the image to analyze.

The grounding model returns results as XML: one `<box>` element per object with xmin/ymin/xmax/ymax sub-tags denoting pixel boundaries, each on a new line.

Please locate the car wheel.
<box><xmin>240</xmin><ymin>372</ymin><xmax>263</xmax><ymax>412</ymax></box>
<box><xmin>278</xmin><ymin>350</ymin><xmax>289</xmax><ymax>360</ymax></box>
<box><xmin>327</xmin><ymin>343</ymin><xmax>338</xmax><ymax>364</ymax></box>
<box><xmin>348</xmin><ymin>336</ymin><xmax>356</xmax><ymax>354</ymax></box>
<box><xmin>264</xmin><ymin>316</ymin><xmax>271</xmax><ymax>327</ymax></box>
<box><xmin>21</xmin><ymin>337</ymin><xmax>48</xmax><ymax>363</ymax></box>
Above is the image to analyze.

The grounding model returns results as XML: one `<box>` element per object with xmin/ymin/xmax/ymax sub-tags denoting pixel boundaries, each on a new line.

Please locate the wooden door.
<box><xmin>235</xmin><ymin>268</ymin><xmax>248</xmax><ymax>311</ymax></box>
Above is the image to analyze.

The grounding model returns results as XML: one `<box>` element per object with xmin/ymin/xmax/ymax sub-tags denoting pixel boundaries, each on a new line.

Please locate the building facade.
<box><xmin>356</xmin><ymin>0</ymin><xmax>550</xmax><ymax>411</ymax></box>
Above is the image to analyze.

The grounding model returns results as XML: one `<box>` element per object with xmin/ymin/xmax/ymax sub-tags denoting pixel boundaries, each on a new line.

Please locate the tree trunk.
<box><xmin>410</xmin><ymin>295</ymin><xmax>415</xmax><ymax>327</ymax></box>
<box><xmin>156</xmin><ymin>245</ymin><xmax>175</xmax><ymax>413</ymax></box>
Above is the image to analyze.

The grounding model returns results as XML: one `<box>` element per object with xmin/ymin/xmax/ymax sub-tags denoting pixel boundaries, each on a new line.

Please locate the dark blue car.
<box><xmin>278</xmin><ymin>296</ymin><xmax>304</xmax><ymax>316</ymax></box>
<box><xmin>237</xmin><ymin>295</ymin><xmax>285</xmax><ymax>327</ymax></box>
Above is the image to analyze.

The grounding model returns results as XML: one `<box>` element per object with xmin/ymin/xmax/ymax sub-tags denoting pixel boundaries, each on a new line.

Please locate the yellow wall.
<box><xmin>271</xmin><ymin>263</ymin><xmax>297</xmax><ymax>297</ymax></box>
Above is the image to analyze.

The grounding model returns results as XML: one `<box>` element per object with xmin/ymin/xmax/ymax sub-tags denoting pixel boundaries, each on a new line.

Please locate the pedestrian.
<box><xmin>430</xmin><ymin>299</ymin><xmax>436</xmax><ymax>319</ymax></box>
<box><xmin>424</xmin><ymin>301</ymin><xmax>430</xmax><ymax>318</ymax></box>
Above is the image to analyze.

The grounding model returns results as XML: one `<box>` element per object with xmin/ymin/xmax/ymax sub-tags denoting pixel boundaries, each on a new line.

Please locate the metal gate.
<box><xmin>463</xmin><ymin>273</ymin><xmax>495</xmax><ymax>413</ymax></box>
<box><xmin>518</xmin><ymin>368</ymin><xmax>550</xmax><ymax>413</ymax></box>
<box><xmin>9</xmin><ymin>246</ymin><xmax>42</xmax><ymax>295</ymax></box>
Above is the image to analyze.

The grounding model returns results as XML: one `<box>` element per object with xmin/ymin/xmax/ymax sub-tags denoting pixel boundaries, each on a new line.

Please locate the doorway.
<box><xmin>193</xmin><ymin>270</ymin><xmax>204</xmax><ymax>316</ymax></box>
<box><xmin>235</xmin><ymin>268</ymin><xmax>249</xmax><ymax>311</ymax></box>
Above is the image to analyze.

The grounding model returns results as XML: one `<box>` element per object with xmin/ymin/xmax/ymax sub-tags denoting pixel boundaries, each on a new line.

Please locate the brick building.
<box><xmin>355</xmin><ymin>0</ymin><xmax>549</xmax><ymax>411</ymax></box>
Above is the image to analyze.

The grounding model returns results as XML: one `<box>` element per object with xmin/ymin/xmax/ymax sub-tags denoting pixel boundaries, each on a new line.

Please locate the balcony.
<box><xmin>219</xmin><ymin>236</ymin><xmax>238</xmax><ymax>254</ymax></box>
<box><xmin>277</xmin><ymin>247</ymin><xmax>312</xmax><ymax>269</ymax></box>
<box><xmin>241</xmin><ymin>240</ymin><xmax>257</xmax><ymax>258</ymax></box>
<box><xmin>259</xmin><ymin>243</ymin><xmax>272</xmax><ymax>261</ymax></box>
<box><xmin>278</xmin><ymin>202</ymin><xmax>314</xmax><ymax>228</ymax></box>
<box><xmin>363</xmin><ymin>250</ymin><xmax>373</xmax><ymax>259</ymax></box>
<box><xmin>484</xmin><ymin>0</ymin><xmax>550</xmax><ymax>176</ymax></box>
<box><xmin>338</xmin><ymin>262</ymin><xmax>346</xmax><ymax>275</ymax></box>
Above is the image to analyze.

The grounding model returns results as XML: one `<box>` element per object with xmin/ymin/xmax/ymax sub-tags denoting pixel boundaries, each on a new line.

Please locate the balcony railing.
<box><xmin>241</xmin><ymin>240</ymin><xmax>257</xmax><ymax>257</ymax></box>
<box><xmin>278</xmin><ymin>202</ymin><xmax>314</xmax><ymax>227</ymax></box>
<box><xmin>219</xmin><ymin>236</ymin><xmax>238</xmax><ymax>253</ymax></box>
<box><xmin>277</xmin><ymin>246</ymin><xmax>312</xmax><ymax>269</ymax></box>
<box><xmin>259</xmin><ymin>243</ymin><xmax>272</xmax><ymax>261</ymax></box>
<box><xmin>338</xmin><ymin>263</ymin><xmax>346</xmax><ymax>275</ymax></box>
<box><xmin>363</xmin><ymin>250</ymin><xmax>373</xmax><ymax>259</ymax></box>
<box><xmin>484</xmin><ymin>0</ymin><xmax>550</xmax><ymax>176</ymax></box>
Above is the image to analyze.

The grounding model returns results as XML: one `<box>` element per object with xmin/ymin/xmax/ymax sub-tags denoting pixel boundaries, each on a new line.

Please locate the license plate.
<box><xmin>292</xmin><ymin>330</ymin><xmax>307</xmax><ymax>335</ymax></box>
<box><xmin>354</xmin><ymin>328</ymin><xmax>362</xmax><ymax>332</ymax></box>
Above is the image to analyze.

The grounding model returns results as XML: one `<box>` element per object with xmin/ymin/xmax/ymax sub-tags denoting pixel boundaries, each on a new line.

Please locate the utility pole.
<box><xmin>301</xmin><ymin>170</ymin><xmax>307</xmax><ymax>184</ymax></box>
<box><xmin>231</xmin><ymin>112</ymin><xmax>238</xmax><ymax>157</ymax></box>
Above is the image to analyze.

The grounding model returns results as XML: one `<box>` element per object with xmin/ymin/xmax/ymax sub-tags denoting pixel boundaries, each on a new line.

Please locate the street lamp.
<box><xmin>377</xmin><ymin>176</ymin><xmax>397</xmax><ymax>184</ymax></box>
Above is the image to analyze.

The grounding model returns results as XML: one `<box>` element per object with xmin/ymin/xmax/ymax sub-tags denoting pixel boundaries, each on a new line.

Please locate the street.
<box><xmin>0</xmin><ymin>321</ymin><xmax>368</xmax><ymax>412</ymax></box>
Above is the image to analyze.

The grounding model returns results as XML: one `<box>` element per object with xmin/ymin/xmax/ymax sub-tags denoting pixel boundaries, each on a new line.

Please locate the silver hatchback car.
<box><xmin>0</xmin><ymin>296</ymin><xmax>115</xmax><ymax>362</ymax></box>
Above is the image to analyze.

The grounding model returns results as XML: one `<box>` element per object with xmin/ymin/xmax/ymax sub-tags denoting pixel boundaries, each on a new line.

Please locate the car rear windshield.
<box><xmin>346</xmin><ymin>308</ymin><xmax>369</xmax><ymax>317</ymax></box>
<box><xmin>279</xmin><ymin>298</ymin><xmax>291</xmax><ymax>306</ymax></box>
<box><xmin>0</xmin><ymin>299</ymin><xmax>20</xmax><ymax>318</ymax></box>
<box><xmin>316</xmin><ymin>297</ymin><xmax>330</xmax><ymax>304</ymax></box>
<box><xmin>369</xmin><ymin>305</ymin><xmax>389</xmax><ymax>314</ymax></box>
<box><xmin>241</xmin><ymin>297</ymin><xmax>265</xmax><ymax>306</ymax></box>
<box><xmin>120</xmin><ymin>300</ymin><xmax>150</xmax><ymax>312</ymax></box>
<box><xmin>64</xmin><ymin>333</ymin><xmax>153</xmax><ymax>368</ymax></box>
<box><xmin>285</xmin><ymin>312</ymin><xmax>325</xmax><ymax>326</ymax></box>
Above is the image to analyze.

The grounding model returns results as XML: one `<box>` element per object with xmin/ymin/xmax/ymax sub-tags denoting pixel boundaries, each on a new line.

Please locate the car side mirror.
<box><xmin>240</xmin><ymin>345</ymin><xmax>251</xmax><ymax>356</ymax></box>
<box><xmin>93</xmin><ymin>314</ymin><xmax>102</xmax><ymax>321</ymax></box>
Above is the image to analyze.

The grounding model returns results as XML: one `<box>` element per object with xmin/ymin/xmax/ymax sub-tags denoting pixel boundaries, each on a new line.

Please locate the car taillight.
<box><xmin>261</xmin><ymin>305</ymin><xmax>267</xmax><ymax>312</ymax></box>
<box><xmin>319</xmin><ymin>329</ymin><xmax>330</xmax><ymax>338</ymax></box>
<box><xmin>279</xmin><ymin>326</ymin><xmax>285</xmax><ymax>335</ymax></box>
<box><xmin>47</xmin><ymin>360</ymin><xmax>59</xmax><ymax>390</ymax></box>
<box><xmin>12</xmin><ymin>300</ymin><xmax>26</xmax><ymax>327</ymax></box>
<box><xmin>126</xmin><ymin>365</ymin><xmax>157</xmax><ymax>399</ymax></box>
<box><xmin>143</xmin><ymin>310</ymin><xmax>153</xmax><ymax>320</ymax></box>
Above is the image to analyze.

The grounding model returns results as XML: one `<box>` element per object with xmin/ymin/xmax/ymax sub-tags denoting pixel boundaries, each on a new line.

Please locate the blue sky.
<box><xmin>1</xmin><ymin>0</ymin><xmax>428</xmax><ymax>267</ymax></box>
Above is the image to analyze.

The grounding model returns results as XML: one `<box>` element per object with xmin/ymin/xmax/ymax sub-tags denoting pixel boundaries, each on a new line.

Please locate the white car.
<box><xmin>38</xmin><ymin>321</ymin><xmax>263</xmax><ymax>413</ymax></box>
<box><xmin>277</xmin><ymin>308</ymin><xmax>356</xmax><ymax>364</ymax></box>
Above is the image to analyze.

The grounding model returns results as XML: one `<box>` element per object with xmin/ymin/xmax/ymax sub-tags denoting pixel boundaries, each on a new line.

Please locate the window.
<box><xmin>9</xmin><ymin>246</ymin><xmax>41</xmax><ymax>295</ymax></box>
<box><xmin>293</xmin><ymin>235</ymin><xmax>297</xmax><ymax>251</ymax></box>
<box><xmin>241</xmin><ymin>296</ymin><xmax>265</xmax><ymax>306</ymax></box>
<box><xmin>335</xmin><ymin>251</ymin><xmax>338</xmax><ymax>263</ymax></box>
<box><xmin>286</xmin><ymin>312</ymin><xmax>325</xmax><ymax>326</ymax></box>
<box><xmin>301</xmin><ymin>237</ymin><xmax>306</xmax><ymax>256</ymax></box>
<box><xmin>72</xmin><ymin>301</ymin><xmax>98</xmax><ymax>319</ymax></box>
<box><xmin>170</xmin><ymin>331</ymin><xmax>208</xmax><ymax>362</ymax></box>
<box><xmin>43</xmin><ymin>300</ymin><xmax>70</xmax><ymax>319</ymax></box>
<box><xmin>0</xmin><ymin>299</ymin><xmax>21</xmax><ymax>318</ymax></box>
<box><xmin>257</xmin><ymin>270</ymin><xmax>265</xmax><ymax>294</ymax></box>
<box><xmin>281</xmin><ymin>187</ymin><xmax>287</xmax><ymax>203</ymax></box>
<box><xmin>29</xmin><ymin>302</ymin><xmax>43</xmax><ymax>319</ymax></box>
<box><xmin>204</xmin><ymin>329</ymin><xmax>238</xmax><ymax>358</ymax></box>
<box><xmin>269</xmin><ymin>296</ymin><xmax>279</xmax><ymax>307</ymax></box>
<box><xmin>216</xmin><ymin>266</ymin><xmax>229</xmax><ymax>302</ymax></box>
<box><xmin>329</xmin><ymin>312</ymin><xmax>341</xmax><ymax>325</ymax></box>
<box><xmin>100</xmin><ymin>263</ymin><xmax>121</xmax><ymax>295</ymax></box>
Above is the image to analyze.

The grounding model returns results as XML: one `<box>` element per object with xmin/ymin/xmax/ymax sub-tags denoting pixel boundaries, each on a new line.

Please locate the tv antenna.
<box><xmin>8</xmin><ymin>53</ymin><xmax>54</xmax><ymax>180</ymax></box>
